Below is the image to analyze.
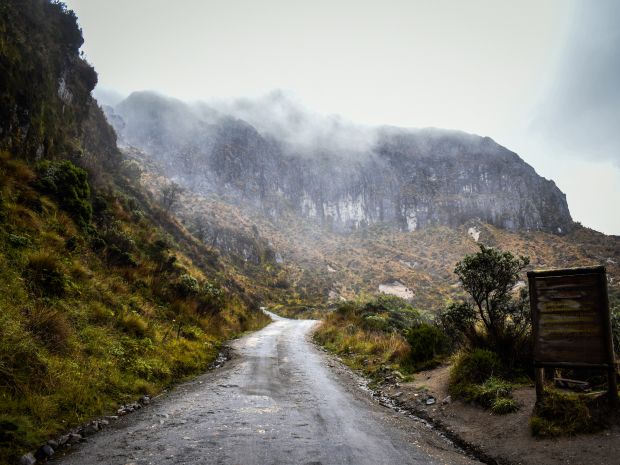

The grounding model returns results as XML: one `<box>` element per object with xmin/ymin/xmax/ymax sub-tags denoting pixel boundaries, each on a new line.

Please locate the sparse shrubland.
<box><xmin>314</xmin><ymin>295</ymin><xmax>449</xmax><ymax>379</ymax></box>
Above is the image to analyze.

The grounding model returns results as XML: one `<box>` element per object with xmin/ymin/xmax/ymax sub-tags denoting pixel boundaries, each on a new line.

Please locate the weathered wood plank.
<box><xmin>528</xmin><ymin>267</ymin><xmax>618</xmax><ymax>405</ymax></box>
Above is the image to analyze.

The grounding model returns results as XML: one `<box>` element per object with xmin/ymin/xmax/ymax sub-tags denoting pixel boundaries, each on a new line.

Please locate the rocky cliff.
<box><xmin>106</xmin><ymin>91</ymin><xmax>573</xmax><ymax>235</ymax></box>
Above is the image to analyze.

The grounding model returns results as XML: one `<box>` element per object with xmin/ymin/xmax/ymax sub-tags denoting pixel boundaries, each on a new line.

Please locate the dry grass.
<box><xmin>314</xmin><ymin>308</ymin><xmax>411</xmax><ymax>378</ymax></box>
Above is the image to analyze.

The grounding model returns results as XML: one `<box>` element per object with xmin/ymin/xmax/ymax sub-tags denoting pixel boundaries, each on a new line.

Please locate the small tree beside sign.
<box><xmin>528</xmin><ymin>266</ymin><xmax>618</xmax><ymax>406</ymax></box>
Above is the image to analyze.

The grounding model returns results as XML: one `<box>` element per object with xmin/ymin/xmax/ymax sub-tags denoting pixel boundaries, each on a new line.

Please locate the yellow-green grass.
<box><xmin>0</xmin><ymin>153</ymin><xmax>269</xmax><ymax>463</ymax></box>
<box><xmin>313</xmin><ymin>310</ymin><xmax>411</xmax><ymax>380</ymax></box>
<box><xmin>530</xmin><ymin>389</ymin><xmax>612</xmax><ymax>437</ymax></box>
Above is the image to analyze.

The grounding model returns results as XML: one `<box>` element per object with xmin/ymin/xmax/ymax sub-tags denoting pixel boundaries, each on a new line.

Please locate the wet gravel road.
<box><xmin>55</xmin><ymin>312</ymin><xmax>479</xmax><ymax>465</ymax></box>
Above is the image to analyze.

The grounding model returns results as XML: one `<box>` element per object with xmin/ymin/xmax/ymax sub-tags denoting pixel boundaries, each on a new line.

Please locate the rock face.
<box><xmin>106</xmin><ymin>91</ymin><xmax>573</xmax><ymax>234</ymax></box>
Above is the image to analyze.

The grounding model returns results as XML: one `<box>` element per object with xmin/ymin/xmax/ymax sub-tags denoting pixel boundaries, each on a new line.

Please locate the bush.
<box><xmin>36</xmin><ymin>160</ymin><xmax>92</xmax><ymax>226</ymax></box>
<box><xmin>23</xmin><ymin>253</ymin><xmax>66</xmax><ymax>297</ymax></box>
<box><xmin>107</xmin><ymin>245</ymin><xmax>138</xmax><ymax>267</ymax></box>
<box><xmin>406</xmin><ymin>323</ymin><xmax>449</xmax><ymax>368</ymax></box>
<box><xmin>175</xmin><ymin>273</ymin><xmax>200</xmax><ymax>298</ymax></box>
<box><xmin>362</xmin><ymin>295</ymin><xmax>422</xmax><ymax>331</ymax></box>
<box><xmin>7</xmin><ymin>233</ymin><xmax>31</xmax><ymax>248</ymax></box>
<box><xmin>450</xmin><ymin>348</ymin><xmax>502</xmax><ymax>387</ymax></box>
<box><xmin>449</xmin><ymin>245</ymin><xmax>532</xmax><ymax>370</ymax></box>
<box><xmin>197</xmin><ymin>281</ymin><xmax>225</xmax><ymax>315</ymax></box>
<box><xmin>363</xmin><ymin>314</ymin><xmax>389</xmax><ymax>331</ymax></box>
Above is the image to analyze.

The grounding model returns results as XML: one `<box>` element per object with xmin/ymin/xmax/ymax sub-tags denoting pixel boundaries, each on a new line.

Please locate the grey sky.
<box><xmin>65</xmin><ymin>0</ymin><xmax>620</xmax><ymax>235</ymax></box>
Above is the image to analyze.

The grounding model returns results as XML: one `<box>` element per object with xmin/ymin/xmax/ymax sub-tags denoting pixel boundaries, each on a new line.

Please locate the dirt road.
<box><xmin>54</xmin><ymin>312</ymin><xmax>479</xmax><ymax>465</ymax></box>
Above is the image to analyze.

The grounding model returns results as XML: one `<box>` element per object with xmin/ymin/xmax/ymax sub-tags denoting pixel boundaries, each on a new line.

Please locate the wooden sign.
<box><xmin>528</xmin><ymin>266</ymin><xmax>617</xmax><ymax>405</ymax></box>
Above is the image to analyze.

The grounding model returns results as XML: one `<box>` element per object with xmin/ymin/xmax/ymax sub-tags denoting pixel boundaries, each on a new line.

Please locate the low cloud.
<box><xmin>532</xmin><ymin>0</ymin><xmax>620</xmax><ymax>165</ymax></box>
<box><xmin>209</xmin><ymin>90</ymin><xmax>378</xmax><ymax>159</ymax></box>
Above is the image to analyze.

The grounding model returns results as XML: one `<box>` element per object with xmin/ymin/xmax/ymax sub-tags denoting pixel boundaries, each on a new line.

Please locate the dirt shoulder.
<box><xmin>380</xmin><ymin>364</ymin><xmax>620</xmax><ymax>465</ymax></box>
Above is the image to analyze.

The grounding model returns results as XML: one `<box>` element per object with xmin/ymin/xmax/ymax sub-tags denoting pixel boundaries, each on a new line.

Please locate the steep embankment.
<box><xmin>0</xmin><ymin>2</ymin><xmax>269</xmax><ymax>463</ymax></box>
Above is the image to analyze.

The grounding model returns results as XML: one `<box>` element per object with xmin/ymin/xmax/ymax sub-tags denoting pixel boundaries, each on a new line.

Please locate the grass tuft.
<box><xmin>530</xmin><ymin>390</ymin><xmax>608</xmax><ymax>437</ymax></box>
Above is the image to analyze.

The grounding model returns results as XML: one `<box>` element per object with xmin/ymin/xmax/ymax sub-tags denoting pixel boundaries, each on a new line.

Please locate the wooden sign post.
<box><xmin>528</xmin><ymin>266</ymin><xmax>618</xmax><ymax>406</ymax></box>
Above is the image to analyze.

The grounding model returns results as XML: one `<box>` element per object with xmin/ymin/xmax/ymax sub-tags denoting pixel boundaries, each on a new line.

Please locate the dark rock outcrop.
<box><xmin>107</xmin><ymin>92</ymin><xmax>573</xmax><ymax>234</ymax></box>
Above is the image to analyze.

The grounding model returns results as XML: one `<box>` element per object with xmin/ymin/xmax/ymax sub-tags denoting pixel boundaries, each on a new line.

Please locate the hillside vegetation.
<box><xmin>0</xmin><ymin>2</ymin><xmax>268</xmax><ymax>462</ymax></box>
<box><xmin>129</xmin><ymin>154</ymin><xmax>620</xmax><ymax>312</ymax></box>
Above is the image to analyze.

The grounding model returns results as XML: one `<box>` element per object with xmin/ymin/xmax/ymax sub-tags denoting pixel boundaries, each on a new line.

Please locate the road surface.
<box><xmin>55</xmin><ymin>312</ymin><xmax>479</xmax><ymax>465</ymax></box>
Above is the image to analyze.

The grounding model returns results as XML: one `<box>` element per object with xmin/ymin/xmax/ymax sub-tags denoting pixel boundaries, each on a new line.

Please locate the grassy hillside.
<box><xmin>0</xmin><ymin>2</ymin><xmax>269</xmax><ymax>462</ymax></box>
<box><xmin>0</xmin><ymin>154</ymin><xmax>268</xmax><ymax>461</ymax></box>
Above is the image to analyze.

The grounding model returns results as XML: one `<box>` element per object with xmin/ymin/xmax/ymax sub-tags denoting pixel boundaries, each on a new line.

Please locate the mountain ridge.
<box><xmin>105</xmin><ymin>91</ymin><xmax>573</xmax><ymax>235</ymax></box>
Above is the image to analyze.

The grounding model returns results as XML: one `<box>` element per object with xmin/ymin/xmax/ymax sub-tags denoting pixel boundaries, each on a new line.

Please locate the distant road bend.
<box><xmin>55</xmin><ymin>312</ymin><xmax>479</xmax><ymax>465</ymax></box>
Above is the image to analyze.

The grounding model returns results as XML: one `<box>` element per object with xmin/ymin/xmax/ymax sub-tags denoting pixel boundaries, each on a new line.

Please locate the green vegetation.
<box><xmin>445</xmin><ymin>244</ymin><xmax>531</xmax><ymax>370</ymax></box>
<box><xmin>270</xmin><ymin>304</ymin><xmax>327</xmax><ymax>320</ymax></box>
<box><xmin>35</xmin><ymin>160</ymin><xmax>93</xmax><ymax>226</ymax></box>
<box><xmin>449</xmin><ymin>350</ymin><xmax>518</xmax><ymax>415</ymax></box>
<box><xmin>314</xmin><ymin>295</ymin><xmax>448</xmax><ymax>379</ymax></box>
<box><xmin>441</xmin><ymin>245</ymin><xmax>531</xmax><ymax>414</ymax></box>
<box><xmin>530</xmin><ymin>390</ymin><xmax>607</xmax><ymax>437</ymax></box>
<box><xmin>0</xmin><ymin>153</ymin><xmax>269</xmax><ymax>462</ymax></box>
<box><xmin>0</xmin><ymin>2</ymin><xmax>270</xmax><ymax>462</ymax></box>
<box><xmin>405</xmin><ymin>324</ymin><xmax>449</xmax><ymax>370</ymax></box>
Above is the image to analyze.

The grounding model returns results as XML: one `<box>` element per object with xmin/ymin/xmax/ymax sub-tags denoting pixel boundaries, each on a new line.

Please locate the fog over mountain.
<box><xmin>105</xmin><ymin>91</ymin><xmax>573</xmax><ymax>235</ymax></box>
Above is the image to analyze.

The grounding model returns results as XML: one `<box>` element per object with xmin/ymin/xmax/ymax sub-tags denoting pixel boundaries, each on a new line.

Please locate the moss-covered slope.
<box><xmin>0</xmin><ymin>2</ymin><xmax>269</xmax><ymax>462</ymax></box>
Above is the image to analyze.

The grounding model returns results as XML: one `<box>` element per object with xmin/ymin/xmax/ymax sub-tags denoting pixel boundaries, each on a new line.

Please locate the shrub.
<box><xmin>406</xmin><ymin>323</ymin><xmax>449</xmax><ymax>368</ymax></box>
<box><xmin>90</xmin><ymin>235</ymin><xmax>106</xmax><ymax>251</ymax></box>
<box><xmin>23</xmin><ymin>253</ymin><xmax>66</xmax><ymax>297</ymax></box>
<box><xmin>449</xmin><ymin>245</ymin><xmax>532</xmax><ymax>370</ymax></box>
<box><xmin>196</xmin><ymin>281</ymin><xmax>225</xmax><ymax>315</ymax></box>
<box><xmin>450</xmin><ymin>348</ymin><xmax>502</xmax><ymax>387</ymax></box>
<box><xmin>36</xmin><ymin>160</ymin><xmax>92</xmax><ymax>226</ymax></box>
<box><xmin>175</xmin><ymin>273</ymin><xmax>200</xmax><ymax>298</ymax></box>
<box><xmin>65</xmin><ymin>235</ymin><xmax>78</xmax><ymax>251</ymax></box>
<box><xmin>439</xmin><ymin>301</ymin><xmax>477</xmax><ymax>349</ymax></box>
<box><xmin>363</xmin><ymin>314</ymin><xmax>389</xmax><ymax>331</ymax></box>
<box><xmin>362</xmin><ymin>295</ymin><xmax>422</xmax><ymax>331</ymax></box>
<box><xmin>107</xmin><ymin>245</ymin><xmax>138</xmax><ymax>268</ymax></box>
<box><xmin>101</xmin><ymin>224</ymin><xmax>137</xmax><ymax>268</ymax></box>
<box><xmin>335</xmin><ymin>301</ymin><xmax>360</xmax><ymax>318</ymax></box>
<box><xmin>7</xmin><ymin>233</ymin><xmax>31</xmax><ymax>248</ymax></box>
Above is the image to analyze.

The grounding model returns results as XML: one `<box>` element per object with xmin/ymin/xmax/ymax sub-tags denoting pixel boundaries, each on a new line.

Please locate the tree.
<box><xmin>160</xmin><ymin>182</ymin><xmax>183</xmax><ymax>212</ymax></box>
<box><xmin>446</xmin><ymin>245</ymin><xmax>531</xmax><ymax>369</ymax></box>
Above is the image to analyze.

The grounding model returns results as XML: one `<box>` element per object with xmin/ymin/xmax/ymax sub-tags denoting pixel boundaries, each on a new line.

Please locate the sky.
<box><xmin>64</xmin><ymin>0</ymin><xmax>620</xmax><ymax>235</ymax></box>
